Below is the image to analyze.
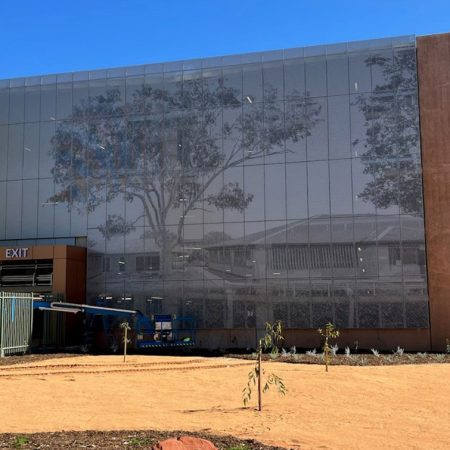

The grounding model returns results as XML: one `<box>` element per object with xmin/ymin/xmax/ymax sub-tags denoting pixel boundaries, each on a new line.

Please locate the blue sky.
<box><xmin>0</xmin><ymin>0</ymin><xmax>449</xmax><ymax>79</ymax></box>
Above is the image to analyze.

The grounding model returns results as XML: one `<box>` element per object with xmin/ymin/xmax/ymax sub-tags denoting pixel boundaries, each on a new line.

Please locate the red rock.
<box><xmin>152</xmin><ymin>436</ymin><xmax>218</xmax><ymax>450</ymax></box>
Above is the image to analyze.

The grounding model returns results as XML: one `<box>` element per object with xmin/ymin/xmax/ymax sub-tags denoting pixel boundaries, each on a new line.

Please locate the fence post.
<box><xmin>0</xmin><ymin>293</ymin><xmax>4</xmax><ymax>358</ymax></box>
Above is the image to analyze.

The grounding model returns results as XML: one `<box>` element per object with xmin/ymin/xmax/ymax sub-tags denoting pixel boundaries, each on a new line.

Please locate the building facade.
<box><xmin>0</xmin><ymin>33</ymin><xmax>449</xmax><ymax>350</ymax></box>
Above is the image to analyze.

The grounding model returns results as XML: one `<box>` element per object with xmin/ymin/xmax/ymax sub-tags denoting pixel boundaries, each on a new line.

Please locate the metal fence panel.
<box><xmin>0</xmin><ymin>292</ymin><xmax>34</xmax><ymax>357</ymax></box>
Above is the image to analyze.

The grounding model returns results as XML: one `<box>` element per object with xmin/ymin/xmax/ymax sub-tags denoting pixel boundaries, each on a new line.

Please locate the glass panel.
<box><xmin>311</xmin><ymin>281</ymin><xmax>333</xmax><ymax>327</ymax></box>
<box><xmin>70</xmin><ymin>178</ymin><xmax>87</xmax><ymax>236</ymax></box>
<box><xmin>333</xmin><ymin>280</ymin><xmax>356</xmax><ymax>327</ymax></box>
<box><xmin>244</xmin><ymin>164</ymin><xmax>265</xmax><ymax>221</ymax></box>
<box><xmin>284</xmin><ymin>58</ymin><xmax>305</xmax><ymax>100</ymax></box>
<box><xmin>23</xmin><ymin>123</ymin><xmax>39</xmax><ymax>179</ymax></box>
<box><xmin>265</xmin><ymin>164</ymin><xmax>286</xmax><ymax>220</ymax></box>
<box><xmin>286</xmin><ymin>163</ymin><xmax>307</xmax><ymax>219</ymax></box>
<box><xmin>399</xmin><ymin>156</ymin><xmax>423</xmax><ymax>215</ymax></box>
<box><xmin>263</xmin><ymin>101</ymin><xmax>285</xmax><ymax>164</ymax></box>
<box><xmin>39</xmin><ymin>121</ymin><xmax>56</xmax><ymax>178</ymax></box>
<box><xmin>352</xmin><ymin>158</ymin><xmax>376</xmax><ymax>215</ymax></box>
<box><xmin>21</xmin><ymin>179</ymin><xmax>38</xmax><ymax>238</ymax></box>
<box><xmin>0</xmin><ymin>125</ymin><xmax>7</xmax><ymax>181</ymax></box>
<box><xmin>9</xmin><ymin>88</ymin><xmax>25</xmax><ymax>124</ymax></box>
<box><xmin>377</xmin><ymin>215</ymin><xmax>401</xmax><ymax>278</ymax></box>
<box><xmin>108</xmin><ymin>77</ymin><xmax>125</xmax><ymax>108</ymax></box>
<box><xmin>285</xmin><ymin>99</ymin><xmax>307</xmax><ymax>162</ymax></box>
<box><xmin>370</xmin><ymin>49</ymin><xmax>394</xmax><ymax>92</ymax></box>
<box><xmin>357</xmin><ymin>296</ymin><xmax>380</xmax><ymax>328</ymax></box>
<box><xmin>402</xmin><ymin>243</ymin><xmax>426</xmax><ymax>281</ymax></box>
<box><xmin>290</xmin><ymin>299</ymin><xmax>311</xmax><ymax>328</ymax></box>
<box><xmin>327</xmin><ymin>55</ymin><xmax>349</xmax><ymax>95</ymax></box>
<box><xmin>354</xmin><ymin>216</ymin><xmax>378</xmax><ymax>278</ymax></box>
<box><xmin>223</xmin><ymin>105</ymin><xmax>242</xmax><ymax>164</ymax></box>
<box><xmin>6</xmin><ymin>181</ymin><xmax>22</xmax><ymax>238</ymax></box>
<box><xmin>380</xmin><ymin>300</ymin><xmax>405</xmax><ymax>328</ymax></box>
<box><xmin>330</xmin><ymin>159</ymin><xmax>352</xmax><ymax>215</ymax></box>
<box><xmin>7</xmin><ymin>124</ymin><xmax>23</xmax><ymax>180</ymax></box>
<box><xmin>0</xmin><ymin>182</ymin><xmax>6</xmax><ymax>239</ymax></box>
<box><xmin>349</xmin><ymin>53</ymin><xmax>371</xmax><ymax>94</ymax></box>
<box><xmin>38</xmin><ymin>178</ymin><xmax>55</xmax><ymax>238</ymax></box>
<box><xmin>376</xmin><ymin>159</ymin><xmax>399</xmax><ymax>215</ymax></box>
<box><xmin>286</xmin><ymin>219</ymin><xmax>309</xmax><ymax>280</ymax></box>
<box><xmin>163</xmin><ymin>72</ymin><xmax>182</xmax><ymax>101</ymax></box>
<box><xmin>183</xmin><ymin>223</ymin><xmax>205</xmax><ymax>281</ymax></box>
<box><xmin>25</xmin><ymin>86</ymin><xmax>41</xmax><ymax>122</ymax></box>
<box><xmin>73</xmin><ymin>81</ymin><xmax>89</xmax><ymax>112</ymax></box>
<box><xmin>0</xmin><ymin>88</ymin><xmax>9</xmax><ymax>124</ymax></box>
<box><xmin>204</xmin><ymin>297</ymin><xmax>226</xmax><ymax>328</ymax></box>
<box><xmin>203</xmin><ymin>173</ymin><xmax>223</xmax><ymax>223</ymax></box>
<box><xmin>400</xmin><ymin>214</ymin><xmax>425</xmax><ymax>243</ymax></box>
<box><xmin>203</xmin><ymin>68</ymin><xmax>222</xmax><ymax>99</ymax></box>
<box><xmin>56</xmin><ymin>83</ymin><xmax>73</xmax><ymax>119</ymax></box>
<box><xmin>393</xmin><ymin>46</ymin><xmax>417</xmax><ymax>91</ymax></box>
<box><xmin>86</xmin><ymin>229</ymin><xmax>106</xmax><ymax>302</ymax></box>
<box><xmin>87</xmin><ymin>179</ymin><xmax>107</xmax><ymax>228</ymax></box>
<box><xmin>328</xmin><ymin>95</ymin><xmax>351</xmax><ymax>159</ymax></box>
<box><xmin>306</xmin><ymin>97</ymin><xmax>327</xmax><ymax>160</ymax></box>
<box><xmin>266</xmin><ymin>221</ymin><xmax>287</xmax><ymax>279</ymax></box>
<box><xmin>308</xmin><ymin>160</ymin><xmax>330</xmax><ymax>217</ymax></box>
<box><xmin>40</xmin><ymin>85</ymin><xmax>57</xmax><ymax>121</ymax></box>
<box><xmin>350</xmin><ymin>93</ymin><xmax>371</xmax><ymax>158</ymax></box>
<box><xmin>223</xmin><ymin>166</ymin><xmax>244</xmax><ymax>222</ymax></box>
<box><xmin>263</xmin><ymin>61</ymin><xmax>284</xmax><ymax>101</ymax></box>
<box><xmin>143</xmin><ymin>73</ymin><xmax>164</xmax><ymax>114</ymax></box>
<box><xmin>126</xmin><ymin>76</ymin><xmax>144</xmax><ymax>111</ymax></box>
<box><xmin>309</xmin><ymin>218</ymin><xmax>332</xmax><ymax>279</ymax></box>
<box><xmin>54</xmin><ymin>199</ymin><xmax>71</xmax><ymax>237</ymax></box>
<box><xmin>405</xmin><ymin>300</ymin><xmax>428</xmax><ymax>328</ymax></box>
<box><xmin>305</xmin><ymin>57</ymin><xmax>327</xmax><ymax>97</ymax></box>
<box><xmin>243</xmin><ymin>64</ymin><xmax>262</xmax><ymax>103</ymax></box>
<box><xmin>89</xmin><ymin>79</ymin><xmax>107</xmax><ymax>106</ymax></box>
<box><xmin>182</xmin><ymin>70</ymin><xmax>203</xmax><ymax>110</ymax></box>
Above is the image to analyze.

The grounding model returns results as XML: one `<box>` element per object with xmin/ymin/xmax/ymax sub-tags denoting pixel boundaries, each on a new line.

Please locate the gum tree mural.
<box><xmin>50</xmin><ymin>76</ymin><xmax>321</xmax><ymax>275</ymax></box>
<box><xmin>355</xmin><ymin>47</ymin><xmax>423</xmax><ymax>215</ymax></box>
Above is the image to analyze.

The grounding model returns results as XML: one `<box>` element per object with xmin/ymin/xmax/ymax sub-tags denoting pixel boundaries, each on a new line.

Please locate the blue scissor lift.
<box><xmin>33</xmin><ymin>296</ymin><xmax>196</xmax><ymax>350</ymax></box>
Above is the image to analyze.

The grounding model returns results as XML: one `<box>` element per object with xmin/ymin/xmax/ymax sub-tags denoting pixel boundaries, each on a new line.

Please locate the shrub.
<box><xmin>242</xmin><ymin>321</ymin><xmax>287</xmax><ymax>411</ymax></box>
<box><xmin>318</xmin><ymin>323</ymin><xmax>340</xmax><ymax>372</ymax></box>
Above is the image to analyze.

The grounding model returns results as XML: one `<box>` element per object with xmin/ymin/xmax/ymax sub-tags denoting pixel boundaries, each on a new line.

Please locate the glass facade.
<box><xmin>0</xmin><ymin>35</ymin><xmax>429</xmax><ymax>333</ymax></box>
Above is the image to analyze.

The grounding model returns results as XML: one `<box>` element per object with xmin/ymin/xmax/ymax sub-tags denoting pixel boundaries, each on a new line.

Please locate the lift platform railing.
<box><xmin>31</xmin><ymin>298</ymin><xmax>196</xmax><ymax>349</ymax></box>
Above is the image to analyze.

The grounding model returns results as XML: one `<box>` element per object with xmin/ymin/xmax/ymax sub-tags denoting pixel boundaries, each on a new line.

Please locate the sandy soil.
<box><xmin>0</xmin><ymin>355</ymin><xmax>449</xmax><ymax>449</ymax></box>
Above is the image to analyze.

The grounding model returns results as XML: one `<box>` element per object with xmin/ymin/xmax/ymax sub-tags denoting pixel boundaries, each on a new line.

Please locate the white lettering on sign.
<box><xmin>5</xmin><ymin>248</ymin><xmax>29</xmax><ymax>258</ymax></box>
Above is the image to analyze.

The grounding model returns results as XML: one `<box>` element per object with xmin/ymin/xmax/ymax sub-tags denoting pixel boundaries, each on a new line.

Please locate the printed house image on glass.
<box><xmin>1</xmin><ymin>32</ymin><xmax>449</xmax><ymax>351</ymax></box>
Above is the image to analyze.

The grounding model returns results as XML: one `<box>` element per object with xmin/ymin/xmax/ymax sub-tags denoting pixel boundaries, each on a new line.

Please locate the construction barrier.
<box><xmin>0</xmin><ymin>292</ymin><xmax>34</xmax><ymax>357</ymax></box>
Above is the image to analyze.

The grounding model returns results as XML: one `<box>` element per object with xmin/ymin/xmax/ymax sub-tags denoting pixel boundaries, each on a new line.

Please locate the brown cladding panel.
<box><xmin>417</xmin><ymin>33</ymin><xmax>450</xmax><ymax>351</ymax></box>
<box><xmin>196</xmin><ymin>328</ymin><xmax>430</xmax><ymax>352</ymax></box>
<box><xmin>53</xmin><ymin>245</ymin><xmax>86</xmax><ymax>303</ymax></box>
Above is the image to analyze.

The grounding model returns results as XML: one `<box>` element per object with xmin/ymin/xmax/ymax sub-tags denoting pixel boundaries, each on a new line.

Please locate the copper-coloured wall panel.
<box><xmin>417</xmin><ymin>33</ymin><xmax>450</xmax><ymax>351</ymax></box>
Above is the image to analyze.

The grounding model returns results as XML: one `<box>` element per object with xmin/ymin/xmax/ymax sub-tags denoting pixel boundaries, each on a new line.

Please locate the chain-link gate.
<box><xmin>0</xmin><ymin>292</ymin><xmax>34</xmax><ymax>357</ymax></box>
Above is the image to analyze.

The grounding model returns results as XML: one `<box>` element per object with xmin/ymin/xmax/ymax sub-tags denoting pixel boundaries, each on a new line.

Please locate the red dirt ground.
<box><xmin>0</xmin><ymin>355</ymin><xmax>449</xmax><ymax>449</ymax></box>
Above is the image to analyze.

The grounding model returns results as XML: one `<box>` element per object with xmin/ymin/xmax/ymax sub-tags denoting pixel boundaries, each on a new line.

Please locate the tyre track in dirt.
<box><xmin>0</xmin><ymin>359</ymin><xmax>255</xmax><ymax>378</ymax></box>
<box><xmin>0</xmin><ymin>358</ymin><xmax>207</xmax><ymax>371</ymax></box>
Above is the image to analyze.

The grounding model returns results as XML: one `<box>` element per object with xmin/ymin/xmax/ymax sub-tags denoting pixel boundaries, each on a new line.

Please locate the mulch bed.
<box><xmin>0</xmin><ymin>430</ymin><xmax>285</xmax><ymax>449</ymax></box>
<box><xmin>229</xmin><ymin>352</ymin><xmax>450</xmax><ymax>366</ymax></box>
<box><xmin>0</xmin><ymin>353</ymin><xmax>78</xmax><ymax>367</ymax></box>
<box><xmin>1</xmin><ymin>351</ymin><xmax>449</xmax><ymax>368</ymax></box>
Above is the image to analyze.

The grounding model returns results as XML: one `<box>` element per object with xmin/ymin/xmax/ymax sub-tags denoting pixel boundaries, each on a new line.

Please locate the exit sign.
<box><xmin>5</xmin><ymin>248</ymin><xmax>29</xmax><ymax>258</ymax></box>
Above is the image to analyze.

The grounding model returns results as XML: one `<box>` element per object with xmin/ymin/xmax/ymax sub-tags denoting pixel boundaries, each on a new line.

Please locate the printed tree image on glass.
<box><xmin>354</xmin><ymin>47</ymin><xmax>423</xmax><ymax>215</ymax></box>
<box><xmin>50</xmin><ymin>75</ymin><xmax>321</xmax><ymax>275</ymax></box>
